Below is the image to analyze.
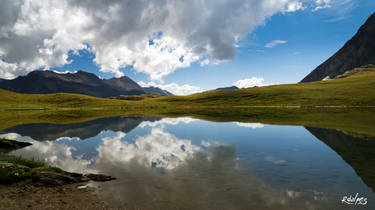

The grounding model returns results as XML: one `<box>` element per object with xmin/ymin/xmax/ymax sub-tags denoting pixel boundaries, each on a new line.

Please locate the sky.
<box><xmin>0</xmin><ymin>0</ymin><xmax>374</xmax><ymax>95</ymax></box>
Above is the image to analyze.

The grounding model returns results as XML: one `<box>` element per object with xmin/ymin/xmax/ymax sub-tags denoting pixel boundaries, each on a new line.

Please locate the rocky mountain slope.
<box><xmin>301</xmin><ymin>13</ymin><xmax>375</xmax><ymax>82</ymax></box>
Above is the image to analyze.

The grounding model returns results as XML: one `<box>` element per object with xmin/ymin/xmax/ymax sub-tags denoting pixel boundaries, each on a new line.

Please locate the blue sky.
<box><xmin>1</xmin><ymin>0</ymin><xmax>374</xmax><ymax>95</ymax></box>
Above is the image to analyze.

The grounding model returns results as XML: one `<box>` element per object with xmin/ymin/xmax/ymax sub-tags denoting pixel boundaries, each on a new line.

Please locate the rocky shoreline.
<box><xmin>0</xmin><ymin>160</ymin><xmax>115</xmax><ymax>209</ymax></box>
<box><xmin>1</xmin><ymin>161</ymin><xmax>115</xmax><ymax>186</ymax></box>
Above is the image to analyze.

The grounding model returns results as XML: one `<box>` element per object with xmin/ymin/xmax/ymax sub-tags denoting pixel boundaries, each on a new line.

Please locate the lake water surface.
<box><xmin>1</xmin><ymin>116</ymin><xmax>374</xmax><ymax>209</ymax></box>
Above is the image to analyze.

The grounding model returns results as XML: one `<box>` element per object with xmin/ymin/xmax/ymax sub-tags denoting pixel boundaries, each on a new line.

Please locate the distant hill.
<box><xmin>143</xmin><ymin>86</ymin><xmax>172</xmax><ymax>96</ymax></box>
<box><xmin>0</xmin><ymin>70</ymin><xmax>172</xmax><ymax>97</ymax></box>
<box><xmin>216</xmin><ymin>86</ymin><xmax>239</xmax><ymax>90</ymax></box>
<box><xmin>301</xmin><ymin>13</ymin><xmax>375</xmax><ymax>82</ymax></box>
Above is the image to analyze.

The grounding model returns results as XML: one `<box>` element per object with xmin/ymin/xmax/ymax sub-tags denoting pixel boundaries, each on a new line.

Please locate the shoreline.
<box><xmin>0</xmin><ymin>181</ymin><xmax>108</xmax><ymax>209</ymax></box>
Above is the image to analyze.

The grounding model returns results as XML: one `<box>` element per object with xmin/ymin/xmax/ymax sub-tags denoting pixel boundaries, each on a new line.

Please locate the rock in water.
<box><xmin>84</xmin><ymin>174</ymin><xmax>116</xmax><ymax>182</ymax></box>
<box><xmin>30</xmin><ymin>171</ymin><xmax>116</xmax><ymax>186</ymax></box>
<box><xmin>31</xmin><ymin>171</ymin><xmax>78</xmax><ymax>186</ymax></box>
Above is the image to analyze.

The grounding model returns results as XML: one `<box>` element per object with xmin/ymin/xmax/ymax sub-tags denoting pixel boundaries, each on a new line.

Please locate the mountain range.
<box><xmin>301</xmin><ymin>12</ymin><xmax>375</xmax><ymax>82</ymax></box>
<box><xmin>0</xmin><ymin>70</ymin><xmax>172</xmax><ymax>98</ymax></box>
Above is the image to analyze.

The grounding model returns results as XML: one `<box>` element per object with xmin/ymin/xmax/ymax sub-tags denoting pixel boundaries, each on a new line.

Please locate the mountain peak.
<box><xmin>301</xmin><ymin>13</ymin><xmax>375</xmax><ymax>82</ymax></box>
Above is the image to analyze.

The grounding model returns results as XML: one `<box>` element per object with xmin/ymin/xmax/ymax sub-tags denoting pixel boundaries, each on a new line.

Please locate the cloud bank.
<box><xmin>234</xmin><ymin>77</ymin><xmax>273</xmax><ymax>88</ymax></box>
<box><xmin>138</xmin><ymin>81</ymin><xmax>202</xmax><ymax>95</ymax></box>
<box><xmin>0</xmin><ymin>0</ymin><xmax>305</xmax><ymax>80</ymax></box>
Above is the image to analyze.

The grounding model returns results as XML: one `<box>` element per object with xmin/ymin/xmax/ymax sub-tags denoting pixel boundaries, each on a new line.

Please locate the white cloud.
<box><xmin>234</xmin><ymin>77</ymin><xmax>272</xmax><ymax>88</ymax></box>
<box><xmin>0</xmin><ymin>59</ymin><xmax>25</xmax><ymax>79</ymax></box>
<box><xmin>313</xmin><ymin>0</ymin><xmax>332</xmax><ymax>11</ymax></box>
<box><xmin>235</xmin><ymin>122</ymin><xmax>264</xmax><ymax>129</ymax></box>
<box><xmin>265</xmin><ymin>40</ymin><xmax>287</xmax><ymax>48</ymax></box>
<box><xmin>0</xmin><ymin>0</ymin><xmax>304</xmax><ymax>80</ymax></box>
<box><xmin>53</xmin><ymin>70</ymin><xmax>78</xmax><ymax>74</ymax></box>
<box><xmin>138</xmin><ymin>81</ymin><xmax>202</xmax><ymax>95</ymax></box>
<box><xmin>284</xmin><ymin>1</ymin><xmax>305</xmax><ymax>12</ymax></box>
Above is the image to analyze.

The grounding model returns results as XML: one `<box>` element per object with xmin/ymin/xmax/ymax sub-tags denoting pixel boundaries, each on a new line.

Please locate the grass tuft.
<box><xmin>0</xmin><ymin>157</ymin><xmax>64</xmax><ymax>184</ymax></box>
<box><xmin>0</xmin><ymin>157</ymin><xmax>45</xmax><ymax>168</ymax></box>
<box><xmin>0</xmin><ymin>168</ymin><xmax>31</xmax><ymax>184</ymax></box>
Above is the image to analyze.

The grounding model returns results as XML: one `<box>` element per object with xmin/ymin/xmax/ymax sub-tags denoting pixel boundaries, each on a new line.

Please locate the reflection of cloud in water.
<box><xmin>200</xmin><ymin>140</ymin><xmax>222</xmax><ymax>148</ymax></box>
<box><xmin>2</xmin><ymin>133</ymin><xmax>95</xmax><ymax>174</ymax></box>
<box><xmin>1</xmin><ymin>128</ymin><xmax>337</xmax><ymax>209</ymax></box>
<box><xmin>2</xmin><ymin>126</ymin><xmax>202</xmax><ymax>172</ymax></box>
<box><xmin>139</xmin><ymin>117</ymin><xmax>196</xmax><ymax>128</ymax></box>
<box><xmin>56</xmin><ymin>136</ymin><xmax>81</xmax><ymax>141</ymax></box>
<box><xmin>96</xmin><ymin>128</ymin><xmax>200</xmax><ymax>170</ymax></box>
<box><xmin>94</xmin><ymin>145</ymin><xmax>332</xmax><ymax>209</ymax></box>
<box><xmin>235</xmin><ymin>122</ymin><xmax>264</xmax><ymax>129</ymax></box>
<box><xmin>265</xmin><ymin>156</ymin><xmax>287</xmax><ymax>164</ymax></box>
<box><xmin>0</xmin><ymin>133</ymin><xmax>34</xmax><ymax>143</ymax></box>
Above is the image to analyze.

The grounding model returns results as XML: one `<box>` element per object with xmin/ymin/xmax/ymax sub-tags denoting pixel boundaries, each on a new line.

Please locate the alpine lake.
<box><xmin>1</xmin><ymin>110</ymin><xmax>375</xmax><ymax>210</ymax></box>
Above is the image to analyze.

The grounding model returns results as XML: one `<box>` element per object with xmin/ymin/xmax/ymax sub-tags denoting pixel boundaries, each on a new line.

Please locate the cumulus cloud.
<box><xmin>138</xmin><ymin>81</ymin><xmax>202</xmax><ymax>95</ymax></box>
<box><xmin>0</xmin><ymin>0</ymin><xmax>304</xmax><ymax>80</ymax></box>
<box><xmin>0</xmin><ymin>59</ymin><xmax>26</xmax><ymax>79</ymax></box>
<box><xmin>265</xmin><ymin>40</ymin><xmax>287</xmax><ymax>48</ymax></box>
<box><xmin>234</xmin><ymin>77</ymin><xmax>273</xmax><ymax>88</ymax></box>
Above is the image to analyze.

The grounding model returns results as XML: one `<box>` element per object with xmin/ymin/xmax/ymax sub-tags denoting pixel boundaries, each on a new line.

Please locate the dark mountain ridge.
<box><xmin>216</xmin><ymin>86</ymin><xmax>239</xmax><ymax>90</ymax></box>
<box><xmin>301</xmin><ymin>13</ymin><xmax>375</xmax><ymax>82</ymax></box>
<box><xmin>0</xmin><ymin>70</ymin><xmax>172</xmax><ymax>97</ymax></box>
<box><xmin>0</xmin><ymin>116</ymin><xmax>162</xmax><ymax>141</ymax></box>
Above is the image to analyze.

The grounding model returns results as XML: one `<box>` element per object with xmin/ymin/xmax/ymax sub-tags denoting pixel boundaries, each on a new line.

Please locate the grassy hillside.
<box><xmin>0</xmin><ymin>68</ymin><xmax>374</xmax><ymax>136</ymax></box>
<box><xmin>158</xmin><ymin>67</ymin><xmax>375</xmax><ymax>107</ymax></box>
<box><xmin>1</xmin><ymin>67</ymin><xmax>374</xmax><ymax>110</ymax></box>
<box><xmin>0</xmin><ymin>89</ymin><xmax>169</xmax><ymax>110</ymax></box>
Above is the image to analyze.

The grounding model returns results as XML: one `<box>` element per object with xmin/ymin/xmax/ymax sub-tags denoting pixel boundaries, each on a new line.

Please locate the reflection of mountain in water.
<box><xmin>0</xmin><ymin>116</ymin><xmax>161</xmax><ymax>141</ymax></box>
<box><xmin>305</xmin><ymin>127</ymin><xmax>375</xmax><ymax>192</ymax></box>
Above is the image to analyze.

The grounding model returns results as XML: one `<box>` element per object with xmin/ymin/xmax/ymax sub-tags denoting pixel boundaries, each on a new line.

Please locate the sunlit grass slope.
<box><xmin>0</xmin><ymin>89</ymin><xmax>168</xmax><ymax>110</ymax></box>
<box><xmin>0</xmin><ymin>67</ymin><xmax>374</xmax><ymax>110</ymax></box>
<box><xmin>158</xmin><ymin>67</ymin><xmax>375</xmax><ymax>107</ymax></box>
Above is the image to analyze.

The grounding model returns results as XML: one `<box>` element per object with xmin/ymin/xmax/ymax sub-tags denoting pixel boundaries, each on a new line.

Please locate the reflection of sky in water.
<box><xmin>1</xmin><ymin>117</ymin><xmax>374</xmax><ymax>209</ymax></box>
